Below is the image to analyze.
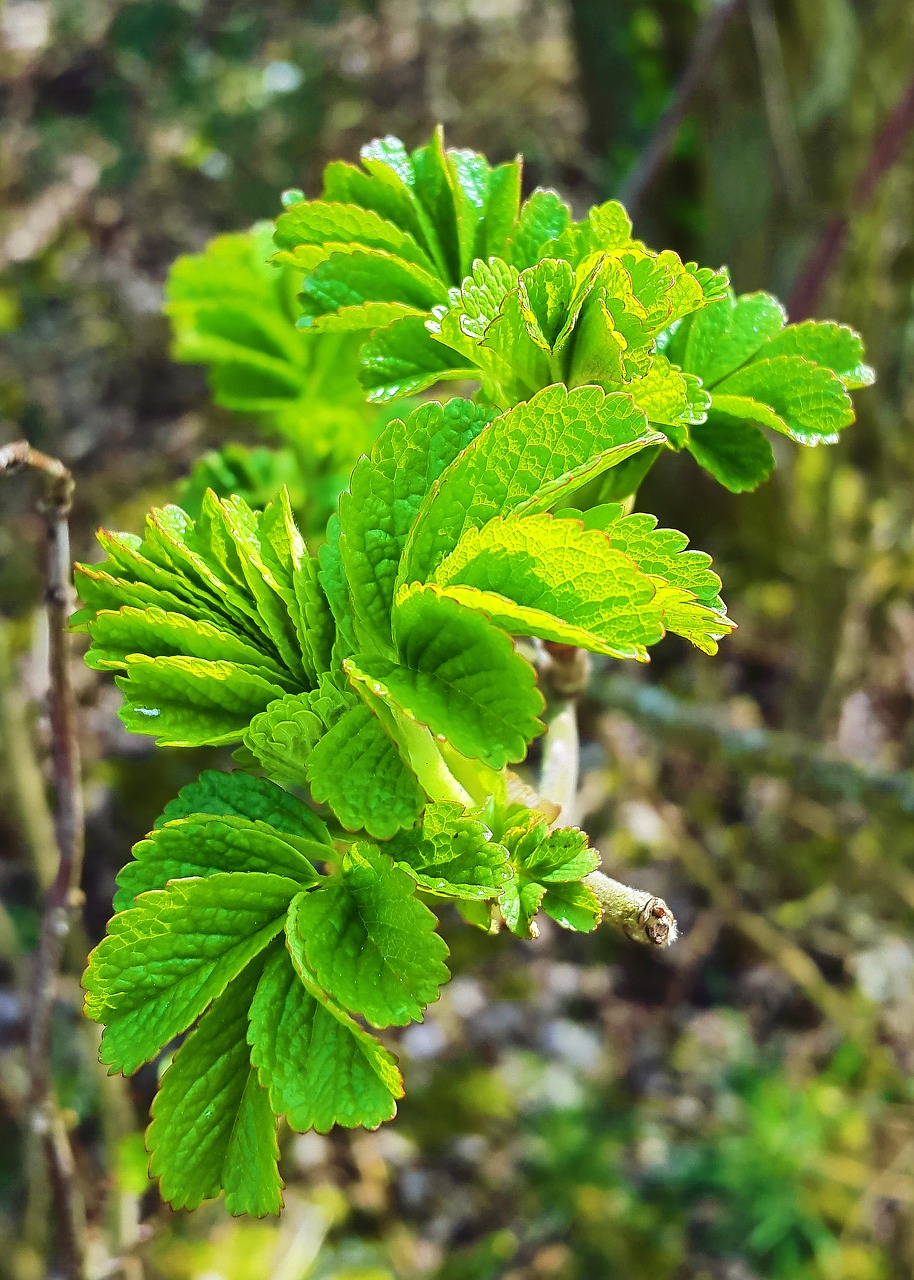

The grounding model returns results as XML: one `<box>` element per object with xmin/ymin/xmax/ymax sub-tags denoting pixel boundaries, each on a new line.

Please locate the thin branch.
<box><xmin>539</xmin><ymin>643</ymin><xmax>679</xmax><ymax>947</ymax></box>
<box><xmin>0</xmin><ymin>441</ymin><xmax>88</xmax><ymax>1280</ymax></box>
<box><xmin>594</xmin><ymin>673</ymin><xmax>914</xmax><ymax>814</ymax></box>
<box><xmin>620</xmin><ymin>0</ymin><xmax>748</xmax><ymax>216</ymax></box>
<box><xmin>790</xmin><ymin>69</ymin><xmax>914</xmax><ymax>319</ymax></box>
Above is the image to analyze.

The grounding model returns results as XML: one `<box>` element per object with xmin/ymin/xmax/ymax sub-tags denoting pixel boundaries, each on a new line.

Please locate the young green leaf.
<box><xmin>243</xmin><ymin>693</ymin><xmax>325</xmax><ymax>785</ymax></box>
<box><xmin>400</xmin><ymin>384</ymin><xmax>664</xmax><ymax>584</ymax></box>
<box><xmin>115</xmin><ymin>655</ymin><xmax>289</xmax><ymax>747</ymax></box>
<box><xmin>349</xmin><ymin>587</ymin><xmax>545</xmax><ymax>769</ymax></box>
<box><xmin>430</xmin><ymin>512</ymin><xmax>664</xmax><ymax>660</ymax></box>
<box><xmin>248</xmin><ymin>937</ymin><xmax>403</xmax><ymax>1133</ymax></box>
<box><xmin>85</xmin><ymin>872</ymin><xmax>298</xmax><ymax>1075</ymax></box>
<box><xmin>385</xmin><ymin>802</ymin><xmax>512</xmax><ymax>900</ymax></box>
<box><xmin>339</xmin><ymin>398</ymin><xmax>497</xmax><ymax>647</ymax></box>
<box><xmin>292</xmin><ymin>843</ymin><xmax>450</xmax><ymax>1027</ymax></box>
<box><xmin>156</xmin><ymin>769</ymin><xmax>331</xmax><ymax>846</ymax></box>
<box><xmin>114</xmin><ymin>813</ymin><xmax>325</xmax><ymax>911</ymax></box>
<box><xmin>147</xmin><ymin>958</ymin><xmax>282</xmax><ymax>1216</ymax></box>
<box><xmin>306</xmin><ymin>701</ymin><xmax>426</xmax><ymax>838</ymax></box>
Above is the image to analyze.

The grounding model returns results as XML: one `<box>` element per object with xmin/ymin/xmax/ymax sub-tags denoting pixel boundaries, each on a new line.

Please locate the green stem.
<box><xmin>584</xmin><ymin>870</ymin><xmax>679</xmax><ymax>947</ymax></box>
<box><xmin>390</xmin><ymin>709</ymin><xmax>474</xmax><ymax>806</ymax></box>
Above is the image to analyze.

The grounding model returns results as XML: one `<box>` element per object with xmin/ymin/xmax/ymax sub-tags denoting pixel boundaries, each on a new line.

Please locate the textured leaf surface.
<box><xmin>116</xmin><ymin>655</ymin><xmax>288</xmax><ymax>747</ymax></box>
<box><xmin>85</xmin><ymin>606</ymin><xmax>291</xmax><ymax>681</ymax></box>
<box><xmin>505</xmin><ymin>189</ymin><xmax>572</xmax><ymax>269</ymax></box>
<box><xmin>713</xmin><ymin>356</ymin><xmax>854</xmax><ymax>445</ymax></box>
<box><xmin>294</xmin><ymin>844</ymin><xmax>450</xmax><ymax>1027</ymax></box>
<box><xmin>299</xmin><ymin>250</ymin><xmax>447</xmax><ymax>331</ymax></box>
<box><xmin>156</xmin><ymin>769</ymin><xmax>330</xmax><ymax>845</ymax></box>
<box><xmin>243</xmin><ymin>693</ymin><xmax>325</xmax><ymax>784</ymax></box>
<box><xmin>401</xmin><ymin>385</ymin><xmax>663</xmax><ymax>583</ymax></box>
<box><xmin>542</xmin><ymin>880</ymin><xmax>602</xmax><ymax>932</ymax></box>
<box><xmin>360</xmin><ymin>315</ymin><xmax>473</xmax><ymax>402</ymax></box>
<box><xmin>340</xmin><ymin>399</ymin><xmax>496</xmax><ymax>645</ymax></box>
<box><xmin>306</xmin><ymin>702</ymin><xmax>425</xmax><ymax>838</ymax></box>
<box><xmin>671</xmin><ymin>290</ymin><xmax>787</xmax><ymax>387</ymax></box>
<box><xmin>757</xmin><ymin>320</ymin><xmax>874</xmax><ymax>389</ymax></box>
<box><xmin>431</xmin><ymin>513</ymin><xmax>663</xmax><ymax>659</ymax></box>
<box><xmin>114</xmin><ymin>813</ymin><xmax>324</xmax><ymax>911</ymax></box>
<box><xmin>85</xmin><ymin>872</ymin><xmax>297</xmax><ymax>1075</ymax></box>
<box><xmin>569</xmin><ymin>505</ymin><xmax>734</xmax><ymax>652</ymax></box>
<box><xmin>248</xmin><ymin>936</ymin><xmax>402</xmax><ymax>1133</ymax></box>
<box><xmin>386</xmin><ymin>802</ymin><xmax>511</xmax><ymax>900</ymax></box>
<box><xmin>351</xmin><ymin>588</ymin><xmax>544</xmax><ymax>768</ymax></box>
<box><xmin>273</xmin><ymin>200</ymin><xmax>435</xmax><ymax>272</ymax></box>
<box><xmin>147</xmin><ymin>960</ymin><xmax>282</xmax><ymax>1215</ymax></box>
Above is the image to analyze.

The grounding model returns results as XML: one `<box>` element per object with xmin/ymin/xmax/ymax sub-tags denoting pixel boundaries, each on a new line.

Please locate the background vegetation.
<box><xmin>2</xmin><ymin>1</ymin><xmax>914</xmax><ymax>1276</ymax></box>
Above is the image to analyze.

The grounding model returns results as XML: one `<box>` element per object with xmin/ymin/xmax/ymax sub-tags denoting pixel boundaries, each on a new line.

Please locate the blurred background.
<box><xmin>2</xmin><ymin>1</ymin><xmax>914</xmax><ymax>1277</ymax></box>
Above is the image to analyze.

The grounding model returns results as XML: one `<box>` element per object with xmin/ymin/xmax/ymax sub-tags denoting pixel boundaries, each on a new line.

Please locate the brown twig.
<box><xmin>620</xmin><ymin>0</ymin><xmax>748</xmax><ymax>216</ymax></box>
<box><xmin>0</xmin><ymin>441</ymin><xmax>88</xmax><ymax>1280</ymax></box>
<box><xmin>789</xmin><ymin>70</ymin><xmax>914</xmax><ymax>319</ymax></box>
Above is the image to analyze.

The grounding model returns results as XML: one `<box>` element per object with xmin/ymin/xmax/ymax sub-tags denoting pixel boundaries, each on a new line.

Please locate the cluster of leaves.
<box><xmin>79</xmin><ymin>128</ymin><xmax>872</xmax><ymax>1218</ymax></box>
<box><xmin>274</xmin><ymin>128</ymin><xmax>872</xmax><ymax>497</ymax></box>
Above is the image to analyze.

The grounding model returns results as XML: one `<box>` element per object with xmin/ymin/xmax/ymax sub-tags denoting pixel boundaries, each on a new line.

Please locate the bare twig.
<box><xmin>1</xmin><ymin>441</ymin><xmax>88</xmax><ymax>1280</ymax></box>
<box><xmin>620</xmin><ymin>0</ymin><xmax>748</xmax><ymax>216</ymax></box>
<box><xmin>790</xmin><ymin>70</ymin><xmax>914</xmax><ymax>318</ymax></box>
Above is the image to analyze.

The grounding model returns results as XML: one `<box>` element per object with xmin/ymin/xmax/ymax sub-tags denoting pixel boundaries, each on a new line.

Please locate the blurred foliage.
<box><xmin>3</xmin><ymin>0</ymin><xmax>914</xmax><ymax>1277</ymax></box>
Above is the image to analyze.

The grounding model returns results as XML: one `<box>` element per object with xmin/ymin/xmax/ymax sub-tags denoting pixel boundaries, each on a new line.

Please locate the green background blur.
<box><xmin>2</xmin><ymin>2</ymin><xmax>914</xmax><ymax>1277</ymax></box>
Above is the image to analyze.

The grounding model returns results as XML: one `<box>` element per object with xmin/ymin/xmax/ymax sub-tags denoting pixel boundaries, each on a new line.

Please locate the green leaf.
<box><xmin>542</xmin><ymin>881</ymin><xmax>602</xmax><ymax>932</ymax></box>
<box><xmin>669</xmin><ymin>291</ymin><xmax>788</xmax><ymax>387</ymax></box>
<box><xmin>198</xmin><ymin>493</ymin><xmax>308</xmax><ymax>683</ymax></box>
<box><xmin>243</xmin><ymin>693</ymin><xmax>325</xmax><ymax>785</ymax></box>
<box><xmin>294</xmin><ymin>556</ymin><xmax>337</xmax><ymax>678</ymax></box>
<box><xmin>147</xmin><ymin>959</ymin><xmax>282</xmax><ymax>1216</ymax></box>
<box><xmin>575</xmin><ymin>505</ymin><xmax>724</xmax><ymax>606</ymax></box>
<box><xmin>480</xmin><ymin>158</ymin><xmax>522</xmax><ymax>259</ymax></box>
<box><xmin>85</xmin><ymin>606</ymin><xmax>293</xmax><ymax>684</ymax></box>
<box><xmin>115</xmin><ymin>813</ymin><xmax>324</xmax><ymax>911</ymax></box>
<box><xmin>756</xmin><ymin>319</ymin><xmax>874</xmax><ymax>389</ymax></box>
<box><xmin>306</xmin><ymin>701</ymin><xmax>425</xmax><ymax>838</ymax></box>
<box><xmin>570</xmin><ymin>505</ymin><xmax>734</xmax><ymax>653</ymax></box>
<box><xmin>519</xmin><ymin>826</ymin><xmax>600</xmax><ymax>882</ymax></box>
<box><xmin>156</xmin><ymin>769</ymin><xmax>330</xmax><ymax>846</ymax></box>
<box><xmin>424</xmin><ymin>257</ymin><xmax>520</xmax><ymax>385</ymax></box>
<box><xmin>359</xmin><ymin>314</ymin><xmax>474</xmax><ymax>403</ymax></box>
<box><xmin>248</xmin><ymin>936</ymin><xmax>402</xmax><ymax>1133</ymax></box>
<box><xmin>298</xmin><ymin>249</ymin><xmax>448</xmax><ymax>332</ymax></box>
<box><xmin>273</xmin><ymin>200</ymin><xmax>436</xmax><ymax>273</ymax></box>
<box><xmin>401</xmin><ymin>384</ymin><xmax>664</xmax><ymax>584</ymax></box>
<box><xmin>431</xmin><ymin>513</ymin><xmax>664</xmax><ymax>660</ymax></box>
<box><xmin>385</xmin><ymin>802</ymin><xmax>512</xmax><ymax>900</ymax></box>
<box><xmin>85</xmin><ymin>872</ymin><xmax>297</xmax><ymax>1075</ymax></box>
<box><xmin>318</xmin><ymin>514</ymin><xmax>358</xmax><ymax>660</ymax></box>
<box><xmin>687</xmin><ymin>412</ymin><xmax>776</xmax><ymax>492</ymax></box>
<box><xmin>115</xmin><ymin>655</ymin><xmax>289</xmax><ymax>747</ymax></box>
<box><xmin>349</xmin><ymin>587</ymin><xmax>544</xmax><ymax>769</ymax></box>
<box><xmin>498</xmin><ymin>878</ymin><xmax>547</xmax><ymax>939</ymax></box>
<box><xmin>293</xmin><ymin>843</ymin><xmax>450</xmax><ymax>1027</ymax></box>
<box><xmin>713</xmin><ymin>356</ymin><xmax>854</xmax><ymax>445</ymax></box>
<box><xmin>505</xmin><ymin>189</ymin><xmax>572</xmax><ymax>269</ymax></box>
<box><xmin>622</xmin><ymin>355</ymin><xmax>710</xmax><ymax>437</ymax></box>
<box><xmin>339</xmin><ymin>398</ymin><xmax>497</xmax><ymax>646</ymax></box>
